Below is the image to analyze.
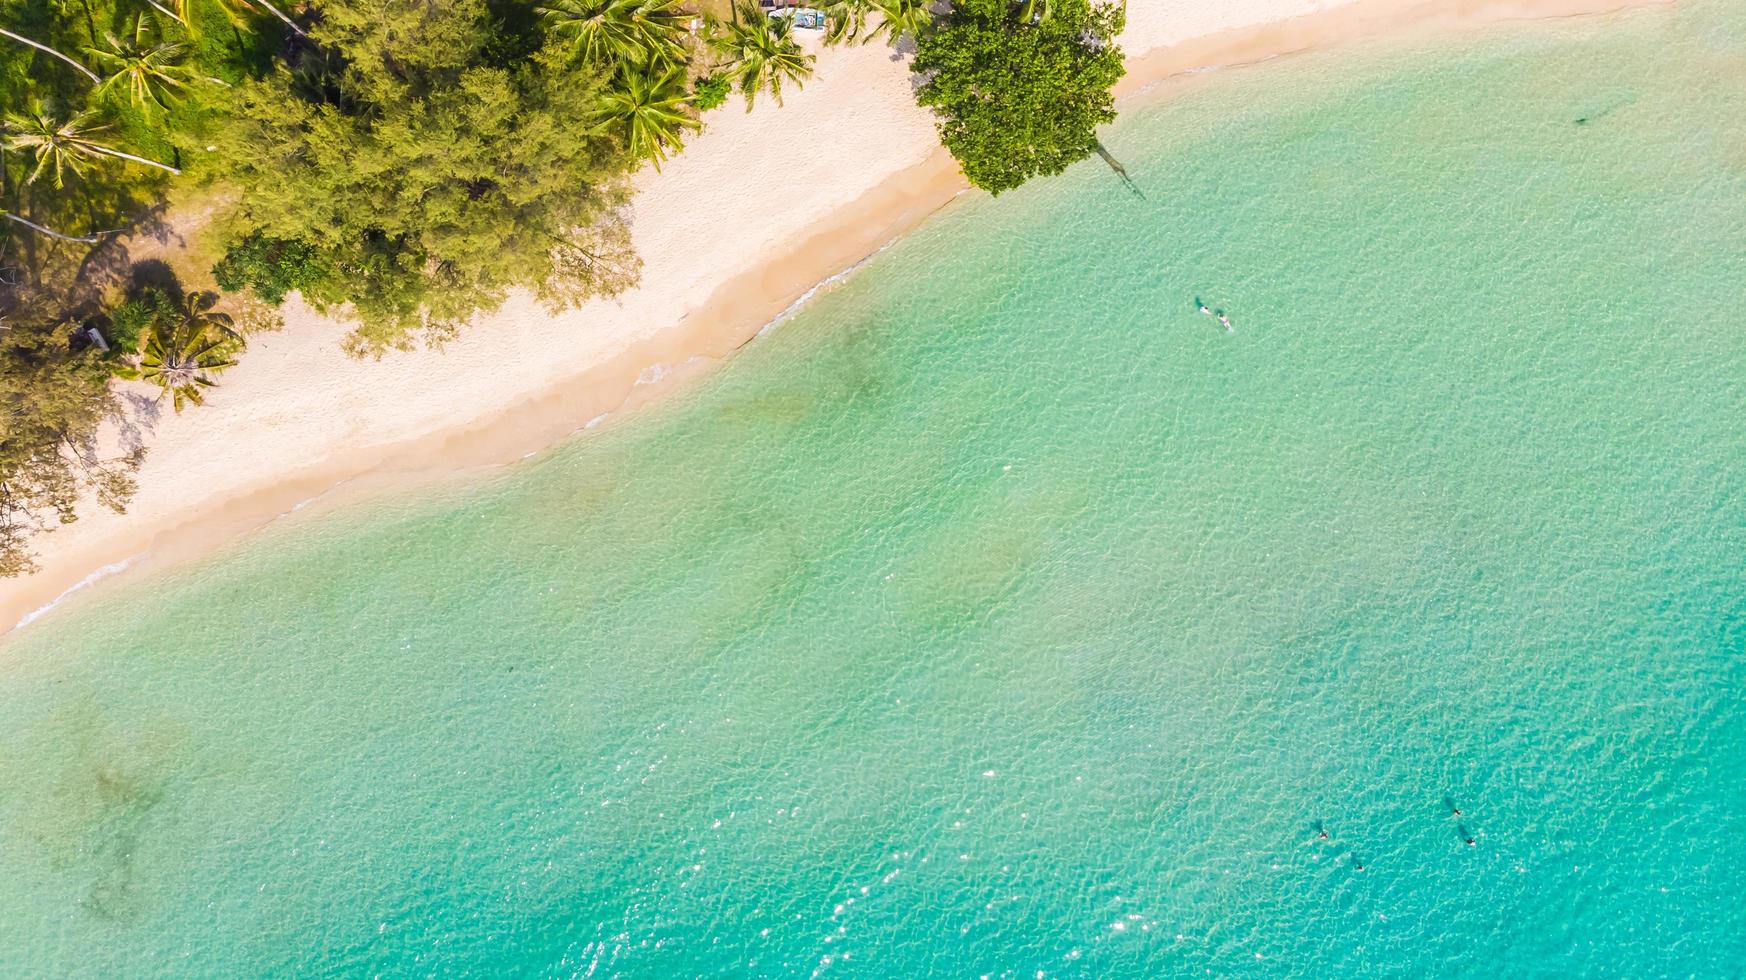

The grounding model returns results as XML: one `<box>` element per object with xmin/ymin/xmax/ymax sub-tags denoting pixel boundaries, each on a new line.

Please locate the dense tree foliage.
<box><xmin>0</xmin><ymin>0</ymin><xmax>267</xmax><ymax>574</ymax></box>
<box><xmin>209</xmin><ymin>0</ymin><xmax>643</xmax><ymax>353</ymax></box>
<box><xmin>0</xmin><ymin>0</ymin><xmax>773</xmax><ymax>571</ymax></box>
<box><xmin>913</xmin><ymin>0</ymin><xmax>1124</xmax><ymax>194</ymax></box>
<box><xmin>111</xmin><ymin>286</ymin><xmax>241</xmax><ymax>410</ymax></box>
<box><xmin>0</xmin><ymin>312</ymin><xmax>140</xmax><ymax>577</ymax></box>
<box><xmin>210</xmin><ymin>231</ymin><xmax>332</xmax><ymax>305</ymax></box>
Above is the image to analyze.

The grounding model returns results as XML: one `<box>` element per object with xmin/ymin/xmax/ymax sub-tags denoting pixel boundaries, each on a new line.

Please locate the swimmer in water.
<box><xmin>1195</xmin><ymin>296</ymin><xmax>1213</xmax><ymax>317</ymax></box>
<box><xmin>1217</xmin><ymin>312</ymin><xmax>1233</xmax><ymax>333</ymax></box>
<box><xmin>1465</xmin><ymin>837</ymin><xmax>1477</xmax><ymax>846</ymax></box>
<box><xmin>1446</xmin><ymin>797</ymin><xmax>1462</xmax><ymax>817</ymax></box>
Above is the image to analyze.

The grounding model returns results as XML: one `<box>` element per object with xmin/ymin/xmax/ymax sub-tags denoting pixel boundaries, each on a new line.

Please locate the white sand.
<box><xmin>3</xmin><ymin>0</ymin><xmax>1669</xmax><ymax>630</ymax></box>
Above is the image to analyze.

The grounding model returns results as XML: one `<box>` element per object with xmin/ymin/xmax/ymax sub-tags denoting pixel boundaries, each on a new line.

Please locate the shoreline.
<box><xmin>1</xmin><ymin>0</ymin><xmax>1673</xmax><ymax>637</ymax></box>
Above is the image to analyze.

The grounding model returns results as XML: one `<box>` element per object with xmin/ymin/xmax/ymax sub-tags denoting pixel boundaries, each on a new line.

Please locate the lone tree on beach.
<box><xmin>913</xmin><ymin>0</ymin><xmax>1125</xmax><ymax>195</ymax></box>
<box><xmin>113</xmin><ymin>287</ymin><xmax>244</xmax><ymax>412</ymax></box>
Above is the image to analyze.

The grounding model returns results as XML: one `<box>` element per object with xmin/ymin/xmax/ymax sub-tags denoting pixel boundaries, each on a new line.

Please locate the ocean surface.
<box><xmin>4</xmin><ymin>2</ymin><xmax>1745</xmax><ymax>975</ymax></box>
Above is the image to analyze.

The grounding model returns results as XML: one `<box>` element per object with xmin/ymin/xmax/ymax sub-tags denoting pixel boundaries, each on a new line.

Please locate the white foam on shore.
<box><xmin>14</xmin><ymin>555</ymin><xmax>143</xmax><ymax>631</ymax></box>
<box><xmin>756</xmin><ymin>234</ymin><xmax>906</xmax><ymax>339</ymax></box>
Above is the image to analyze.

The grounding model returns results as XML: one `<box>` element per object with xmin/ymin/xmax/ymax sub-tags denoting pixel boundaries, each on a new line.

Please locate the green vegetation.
<box><xmin>111</xmin><ymin>286</ymin><xmax>241</xmax><ymax>411</ymax></box>
<box><xmin>1</xmin><ymin>0</ymin><xmax>260</xmax><ymax>575</ymax></box>
<box><xmin>692</xmin><ymin>72</ymin><xmax>731</xmax><ymax>111</ymax></box>
<box><xmin>0</xmin><ymin>0</ymin><xmax>798</xmax><ymax>573</ymax></box>
<box><xmin>706</xmin><ymin>1</ymin><xmax>814</xmax><ymax>108</ymax></box>
<box><xmin>597</xmin><ymin>63</ymin><xmax>702</xmax><ymax>170</ymax></box>
<box><xmin>818</xmin><ymin>0</ymin><xmax>925</xmax><ymax>45</ymax></box>
<box><xmin>913</xmin><ymin>0</ymin><xmax>1125</xmax><ymax>194</ymax></box>
<box><xmin>210</xmin><ymin>232</ymin><xmax>332</xmax><ymax>305</ymax></box>
<box><xmin>540</xmin><ymin>0</ymin><xmax>690</xmax><ymax>67</ymax></box>
<box><xmin>0</xmin><ymin>0</ymin><xmax>1133</xmax><ymax>575</ymax></box>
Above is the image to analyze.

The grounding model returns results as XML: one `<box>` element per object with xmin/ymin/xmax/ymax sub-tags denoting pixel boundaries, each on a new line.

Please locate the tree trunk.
<box><xmin>90</xmin><ymin>146</ymin><xmax>183</xmax><ymax>176</ymax></box>
<box><xmin>2</xmin><ymin>212</ymin><xmax>108</xmax><ymax>244</ymax></box>
<box><xmin>0</xmin><ymin>27</ymin><xmax>102</xmax><ymax>84</ymax></box>
<box><xmin>1095</xmin><ymin>139</ymin><xmax>1144</xmax><ymax>200</ymax></box>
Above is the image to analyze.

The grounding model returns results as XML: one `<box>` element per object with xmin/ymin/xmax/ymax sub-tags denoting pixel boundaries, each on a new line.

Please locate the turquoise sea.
<box><xmin>4</xmin><ymin>2</ymin><xmax>1746</xmax><ymax>975</ymax></box>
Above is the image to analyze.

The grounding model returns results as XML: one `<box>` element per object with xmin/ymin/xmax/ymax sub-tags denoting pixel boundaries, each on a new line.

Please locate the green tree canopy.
<box><xmin>912</xmin><ymin>0</ymin><xmax>1124</xmax><ymax>195</ymax></box>
<box><xmin>0</xmin><ymin>312</ymin><xmax>139</xmax><ymax>577</ymax></box>
<box><xmin>210</xmin><ymin>0</ymin><xmax>640</xmax><ymax>354</ymax></box>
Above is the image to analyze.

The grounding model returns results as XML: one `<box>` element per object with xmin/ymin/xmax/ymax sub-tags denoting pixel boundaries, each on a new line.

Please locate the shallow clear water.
<box><xmin>5</xmin><ymin>3</ymin><xmax>1746</xmax><ymax>975</ymax></box>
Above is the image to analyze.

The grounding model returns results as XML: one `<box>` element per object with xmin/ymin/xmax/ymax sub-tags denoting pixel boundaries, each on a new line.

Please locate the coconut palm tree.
<box><xmin>595</xmin><ymin>64</ymin><xmax>700</xmax><ymax>170</ymax></box>
<box><xmin>149</xmin><ymin>0</ymin><xmax>305</xmax><ymax>37</ymax></box>
<box><xmin>819</xmin><ymin>0</ymin><xmax>873</xmax><ymax>45</ymax></box>
<box><xmin>864</xmin><ymin>0</ymin><xmax>931</xmax><ymax>45</ymax></box>
<box><xmin>0</xmin><ymin>27</ymin><xmax>101</xmax><ymax>83</ymax></box>
<box><xmin>706</xmin><ymin>1</ymin><xmax>815</xmax><ymax>110</ymax></box>
<box><xmin>86</xmin><ymin>16</ymin><xmax>197</xmax><ymax>114</ymax></box>
<box><xmin>539</xmin><ymin>0</ymin><xmax>691</xmax><ymax>68</ymax></box>
<box><xmin>0</xmin><ymin>211</ymin><xmax>109</xmax><ymax>244</ymax></box>
<box><xmin>115</xmin><ymin>290</ymin><xmax>242</xmax><ymax>412</ymax></box>
<box><xmin>2</xmin><ymin>103</ymin><xmax>182</xmax><ymax>188</ymax></box>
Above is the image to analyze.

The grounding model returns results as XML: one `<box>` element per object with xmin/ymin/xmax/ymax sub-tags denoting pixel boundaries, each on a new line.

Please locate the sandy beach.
<box><xmin>3</xmin><ymin>0</ymin><xmax>1672</xmax><ymax>633</ymax></box>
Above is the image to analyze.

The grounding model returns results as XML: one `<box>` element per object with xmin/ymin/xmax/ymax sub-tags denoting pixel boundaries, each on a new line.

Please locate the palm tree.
<box><xmin>1014</xmin><ymin>0</ymin><xmax>1052</xmax><ymax>24</ymax></box>
<box><xmin>175</xmin><ymin>290</ymin><xmax>242</xmax><ymax>340</ymax></box>
<box><xmin>595</xmin><ymin>64</ymin><xmax>700</xmax><ymax>170</ymax></box>
<box><xmin>86</xmin><ymin>16</ymin><xmax>196</xmax><ymax>114</ymax></box>
<box><xmin>115</xmin><ymin>291</ymin><xmax>243</xmax><ymax>412</ymax></box>
<box><xmin>0</xmin><ymin>27</ymin><xmax>102</xmax><ymax>83</ymax></box>
<box><xmin>539</xmin><ymin>0</ymin><xmax>691</xmax><ymax>68</ymax></box>
<box><xmin>2</xmin><ymin>103</ymin><xmax>182</xmax><ymax>188</ymax></box>
<box><xmin>864</xmin><ymin>0</ymin><xmax>931</xmax><ymax>45</ymax></box>
<box><xmin>706</xmin><ymin>1</ymin><xmax>815</xmax><ymax>110</ymax></box>
<box><xmin>149</xmin><ymin>0</ymin><xmax>305</xmax><ymax>37</ymax></box>
<box><xmin>819</xmin><ymin>0</ymin><xmax>873</xmax><ymax>45</ymax></box>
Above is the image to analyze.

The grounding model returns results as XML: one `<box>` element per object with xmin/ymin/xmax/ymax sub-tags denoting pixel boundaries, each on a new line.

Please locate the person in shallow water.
<box><xmin>1218</xmin><ymin>312</ymin><xmax>1234</xmax><ymax>332</ymax></box>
